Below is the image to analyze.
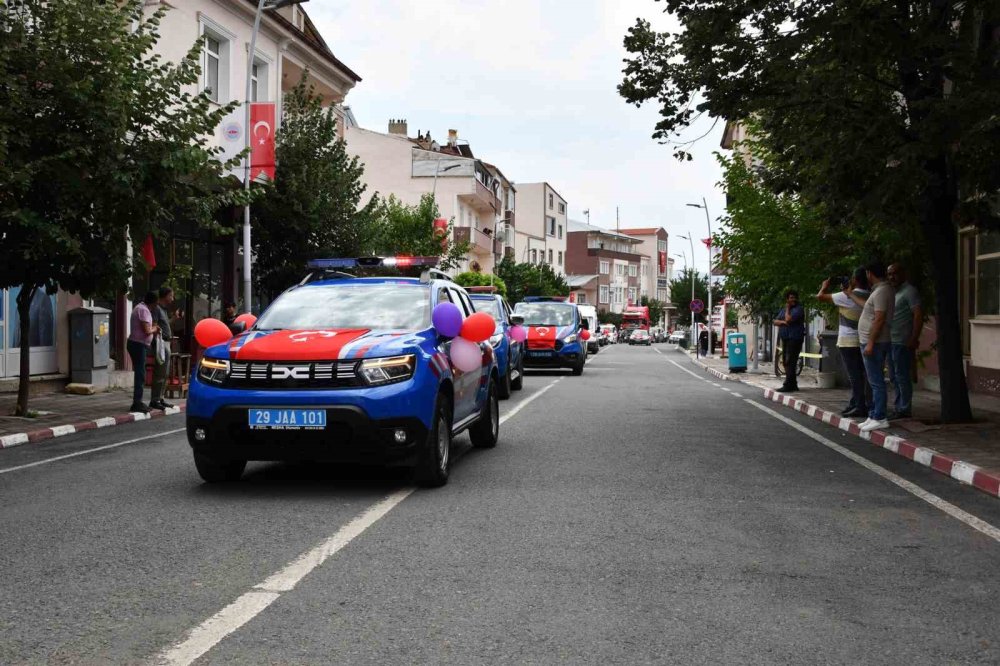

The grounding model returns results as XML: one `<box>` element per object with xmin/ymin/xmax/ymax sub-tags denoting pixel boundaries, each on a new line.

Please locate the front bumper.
<box><xmin>523</xmin><ymin>341</ymin><xmax>584</xmax><ymax>369</ymax></box>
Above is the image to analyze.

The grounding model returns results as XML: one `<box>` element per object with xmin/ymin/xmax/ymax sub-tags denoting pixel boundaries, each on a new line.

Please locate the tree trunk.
<box><xmin>921</xmin><ymin>169</ymin><xmax>973</xmax><ymax>424</ymax></box>
<box><xmin>14</xmin><ymin>284</ymin><xmax>38</xmax><ymax>417</ymax></box>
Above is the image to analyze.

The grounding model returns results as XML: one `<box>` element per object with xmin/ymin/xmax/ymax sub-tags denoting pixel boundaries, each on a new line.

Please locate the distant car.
<box><xmin>668</xmin><ymin>330</ymin><xmax>687</xmax><ymax>344</ymax></box>
<box><xmin>468</xmin><ymin>287</ymin><xmax>524</xmax><ymax>399</ymax></box>
<box><xmin>628</xmin><ymin>329</ymin><xmax>652</xmax><ymax>346</ymax></box>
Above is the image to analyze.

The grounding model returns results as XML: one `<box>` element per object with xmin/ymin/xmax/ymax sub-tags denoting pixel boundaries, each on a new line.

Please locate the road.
<box><xmin>2</xmin><ymin>344</ymin><xmax>999</xmax><ymax>665</ymax></box>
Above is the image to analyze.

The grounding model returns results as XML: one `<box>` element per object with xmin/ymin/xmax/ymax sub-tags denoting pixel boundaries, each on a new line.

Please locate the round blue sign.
<box><xmin>690</xmin><ymin>299</ymin><xmax>704</xmax><ymax>313</ymax></box>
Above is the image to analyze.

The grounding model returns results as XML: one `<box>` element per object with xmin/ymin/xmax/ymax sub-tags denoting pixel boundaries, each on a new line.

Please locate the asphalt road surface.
<box><xmin>2</xmin><ymin>344</ymin><xmax>999</xmax><ymax>665</ymax></box>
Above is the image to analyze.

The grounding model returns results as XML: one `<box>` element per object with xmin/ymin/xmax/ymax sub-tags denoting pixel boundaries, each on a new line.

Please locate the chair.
<box><xmin>166</xmin><ymin>353</ymin><xmax>192</xmax><ymax>399</ymax></box>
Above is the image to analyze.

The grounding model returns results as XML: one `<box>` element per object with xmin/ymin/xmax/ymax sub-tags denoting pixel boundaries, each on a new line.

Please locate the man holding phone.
<box><xmin>774</xmin><ymin>290</ymin><xmax>805</xmax><ymax>393</ymax></box>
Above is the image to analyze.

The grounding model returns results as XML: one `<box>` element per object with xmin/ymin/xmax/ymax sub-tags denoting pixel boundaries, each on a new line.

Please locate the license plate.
<box><xmin>528</xmin><ymin>350</ymin><xmax>553</xmax><ymax>358</ymax></box>
<box><xmin>248</xmin><ymin>409</ymin><xmax>326</xmax><ymax>430</ymax></box>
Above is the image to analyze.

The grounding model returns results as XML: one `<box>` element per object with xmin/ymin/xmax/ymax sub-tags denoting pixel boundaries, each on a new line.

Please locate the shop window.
<box><xmin>977</xmin><ymin>230</ymin><xmax>1000</xmax><ymax>317</ymax></box>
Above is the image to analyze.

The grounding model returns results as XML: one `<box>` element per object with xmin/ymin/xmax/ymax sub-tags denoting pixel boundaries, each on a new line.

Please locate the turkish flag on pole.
<box><xmin>658</xmin><ymin>250</ymin><xmax>667</xmax><ymax>273</ymax></box>
<box><xmin>701</xmin><ymin>236</ymin><xmax>712</xmax><ymax>248</ymax></box>
<box><xmin>250</xmin><ymin>102</ymin><xmax>276</xmax><ymax>181</ymax></box>
<box><xmin>141</xmin><ymin>234</ymin><xmax>156</xmax><ymax>271</ymax></box>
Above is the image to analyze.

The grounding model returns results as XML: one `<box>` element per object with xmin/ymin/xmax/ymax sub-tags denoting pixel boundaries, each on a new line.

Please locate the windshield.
<box><xmin>472</xmin><ymin>298</ymin><xmax>503</xmax><ymax>321</ymax></box>
<box><xmin>255</xmin><ymin>284</ymin><xmax>431</xmax><ymax>331</ymax></box>
<box><xmin>514</xmin><ymin>303</ymin><xmax>575</xmax><ymax>326</ymax></box>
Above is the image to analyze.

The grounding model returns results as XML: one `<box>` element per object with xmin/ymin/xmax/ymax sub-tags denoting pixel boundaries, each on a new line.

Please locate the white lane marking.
<box><xmin>668</xmin><ymin>359</ymin><xmax>712</xmax><ymax>382</ymax></box>
<box><xmin>0</xmin><ymin>428</ymin><xmax>187</xmax><ymax>475</ymax></box>
<box><xmin>743</xmin><ymin>399</ymin><xmax>1000</xmax><ymax>544</ymax></box>
<box><xmin>152</xmin><ymin>377</ymin><xmax>563</xmax><ymax>666</ymax></box>
<box><xmin>653</xmin><ymin>348</ymin><xmax>662</xmax><ymax>354</ymax></box>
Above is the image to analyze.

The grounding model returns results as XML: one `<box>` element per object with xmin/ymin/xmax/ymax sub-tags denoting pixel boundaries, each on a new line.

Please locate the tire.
<box><xmin>498</xmin><ymin>357</ymin><xmax>512</xmax><ymax>399</ymax></box>
<box><xmin>414</xmin><ymin>395</ymin><xmax>451</xmax><ymax>487</ymax></box>
<box><xmin>571</xmin><ymin>356</ymin><xmax>585</xmax><ymax>376</ymax></box>
<box><xmin>469</xmin><ymin>379</ymin><xmax>499</xmax><ymax>449</ymax></box>
<box><xmin>511</xmin><ymin>355</ymin><xmax>524</xmax><ymax>391</ymax></box>
<box><xmin>193</xmin><ymin>452</ymin><xmax>246</xmax><ymax>483</ymax></box>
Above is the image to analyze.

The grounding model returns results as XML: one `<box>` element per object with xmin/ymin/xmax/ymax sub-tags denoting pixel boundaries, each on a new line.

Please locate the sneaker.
<box><xmin>129</xmin><ymin>403</ymin><xmax>150</xmax><ymax>414</ymax></box>
<box><xmin>887</xmin><ymin>411</ymin><xmax>911</xmax><ymax>421</ymax></box>
<box><xmin>860</xmin><ymin>418</ymin><xmax>890</xmax><ymax>432</ymax></box>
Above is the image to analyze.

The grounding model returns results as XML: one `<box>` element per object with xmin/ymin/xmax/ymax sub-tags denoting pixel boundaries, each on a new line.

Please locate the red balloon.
<box><xmin>194</xmin><ymin>318</ymin><xmax>232</xmax><ymax>348</ymax></box>
<box><xmin>234</xmin><ymin>313</ymin><xmax>257</xmax><ymax>328</ymax></box>
<box><xmin>460</xmin><ymin>311</ymin><xmax>496</xmax><ymax>343</ymax></box>
<box><xmin>580</xmin><ymin>329</ymin><xmax>591</xmax><ymax>341</ymax></box>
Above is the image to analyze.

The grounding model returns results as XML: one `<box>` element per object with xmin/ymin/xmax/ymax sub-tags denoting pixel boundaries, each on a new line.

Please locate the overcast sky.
<box><xmin>310</xmin><ymin>0</ymin><xmax>725</xmax><ymax>275</ymax></box>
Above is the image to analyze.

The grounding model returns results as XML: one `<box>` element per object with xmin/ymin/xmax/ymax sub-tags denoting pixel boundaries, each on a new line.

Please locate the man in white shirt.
<box><xmin>817</xmin><ymin>268</ymin><xmax>870</xmax><ymax>418</ymax></box>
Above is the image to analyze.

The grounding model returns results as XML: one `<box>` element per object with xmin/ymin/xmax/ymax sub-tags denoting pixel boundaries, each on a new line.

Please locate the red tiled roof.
<box><xmin>618</xmin><ymin>228</ymin><xmax>659</xmax><ymax>235</ymax></box>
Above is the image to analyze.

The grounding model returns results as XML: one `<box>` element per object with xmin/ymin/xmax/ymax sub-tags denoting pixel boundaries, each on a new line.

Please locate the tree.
<box><xmin>362</xmin><ymin>194</ymin><xmax>471</xmax><ymax>272</ymax></box>
<box><xmin>452</xmin><ymin>272</ymin><xmax>508</xmax><ymax>297</ymax></box>
<box><xmin>494</xmin><ymin>257</ymin><xmax>570</xmax><ymax>305</ymax></box>
<box><xmin>0</xmin><ymin>0</ymin><xmax>247</xmax><ymax>415</ymax></box>
<box><xmin>669</xmin><ymin>269</ymin><xmax>709</xmax><ymax>328</ymax></box>
<box><xmin>620</xmin><ymin>2</ymin><xmax>1000</xmax><ymax>422</ymax></box>
<box><xmin>252</xmin><ymin>76</ymin><xmax>373</xmax><ymax>302</ymax></box>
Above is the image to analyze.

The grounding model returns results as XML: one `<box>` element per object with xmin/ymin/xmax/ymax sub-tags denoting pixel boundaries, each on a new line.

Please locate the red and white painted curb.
<box><xmin>0</xmin><ymin>404</ymin><xmax>185</xmax><ymax>450</ymax></box>
<box><xmin>688</xmin><ymin>355</ymin><xmax>1000</xmax><ymax>499</ymax></box>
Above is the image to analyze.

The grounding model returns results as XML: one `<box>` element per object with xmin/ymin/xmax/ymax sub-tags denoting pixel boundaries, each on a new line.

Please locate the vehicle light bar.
<box><xmin>522</xmin><ymin>296</ymin><xmax>568</xmax><ymax>302</ymax></box>
<box><xmin>307</xmin><ymin>256</ymin><xmax>440</xmax><ymax>270</ymax></box>
<box><xmin>466</xmin><ymin>286</ymin><xmax>498</xmax><ymax>294</ymax></box>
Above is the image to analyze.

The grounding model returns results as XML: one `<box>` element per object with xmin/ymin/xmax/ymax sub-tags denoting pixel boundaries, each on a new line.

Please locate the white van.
<box><xmin>576</xmin><ymin>304</ymin><xmax>600</xmax><ymax>354</ymax></box>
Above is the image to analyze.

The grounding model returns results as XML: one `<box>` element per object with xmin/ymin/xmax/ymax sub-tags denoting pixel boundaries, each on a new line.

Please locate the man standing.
<box><xmin>887</xmin><ymin>264</ymin><xmax>923</xmax><ymax>419</ymax></box>
<box><xmin>853</xmin><ymin>262</ymin><xmax>895</xmax><ymax>432</ymax></box>
<box><xmin>150</xmin><ymin>286</ymin><xmax>182</xmax><ymax>411</ymax></box>
<box><xmin>774</xmin><ymin>290</ymin><xmax>805</xmax><ymax>393</ymax></box>
<box><xmin>817</xmin><ymin>268</ymin><xmax>870</xmax><ymax>418</ymax></box>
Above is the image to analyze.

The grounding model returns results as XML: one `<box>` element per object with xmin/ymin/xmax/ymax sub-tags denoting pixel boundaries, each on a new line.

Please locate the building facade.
<box><xmin>345</xmin><ymin>123</ymin><xmax>510</xmax><ymax>274</ymax></box>
<box><xmin>514</xmin><ymin>183</ymin><xmax>568</xmax><ymax>275</ymax></box>
<box><xmin>618</xmin><ymin>228</ymin><xmax>671</xmax><ymax>304</ymax></box>
<box><xmin>565</xmin><ymin>220</ymin><xmax>643</xmax><ymax>314</ymax></box>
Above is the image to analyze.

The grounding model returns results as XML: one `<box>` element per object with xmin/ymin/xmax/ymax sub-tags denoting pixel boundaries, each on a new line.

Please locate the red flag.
<box><xmin>250</xmin><ymin>102</ymin><xmax>276</xmax><ymax>181</ymax></box>
<box><xmin>141</xmin><ymin>234</ymin><xmax>156</xmax><ymax>271</ymax></box>
<box><xmin>658</xmin><ymin>250</ymin><xmax>667</xmax><ymax>273</ymax></box>
<box><xmin>701</xmin><ymin>237</ymin><xmax>712</xmax><ymax>248</ymax></box>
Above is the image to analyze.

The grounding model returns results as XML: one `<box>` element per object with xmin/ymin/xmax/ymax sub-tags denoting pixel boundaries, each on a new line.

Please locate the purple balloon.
<box><xmin>432</xmin><ymin>302</ymin><xmax>463</xmax><ymax>338</ymax></box>
<box><xmin>509</xmin><ymin>325</ymin><xmax>527</xmax><ymax>343</ymax></box>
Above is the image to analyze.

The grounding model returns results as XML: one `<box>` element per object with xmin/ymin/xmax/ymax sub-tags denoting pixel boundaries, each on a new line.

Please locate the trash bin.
<box><xmin>727</xmin><ymin>332</ymin><xmax>747</xmax><ymax>373</ymax></box>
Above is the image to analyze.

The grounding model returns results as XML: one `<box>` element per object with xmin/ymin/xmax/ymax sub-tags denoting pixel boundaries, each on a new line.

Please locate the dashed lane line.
<box><xmin>0</xmin><ymin>429</ymin><xmax>187</xmax><ymax>475</ymax></box>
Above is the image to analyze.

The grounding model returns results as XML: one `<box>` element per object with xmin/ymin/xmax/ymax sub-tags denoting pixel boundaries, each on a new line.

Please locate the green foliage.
<box><xmin>669</xmin><ymin>268</ymin><xmax>709</xmax><ymax>325</ymax></box>
<box><xmin>452</xmin><ymin>272</ymin><xmax>507</xmax><ymax>297</ymax></box>
<box><xmin>252</xmin><ymin>75</ymin><xmax>372</xmax><ymax>301</ymax></box>
<box><xmin>494</xmin><ymin>257</ymin><xmax>570</xmax><ymax>305</ymax></box>
<box><xmin>362</xmin><ymin>193</ymin><xmax>471</xmax><ymax>272</ymax></box>
<box><xmin>0</xmin><ymin>0</ymin><xmax>248</xmax><ymax>414</ymax></box>
<box><xmin>598</xmin><ymin>311</ymin><xmax>622</xmax><ymax>327</ymax></box>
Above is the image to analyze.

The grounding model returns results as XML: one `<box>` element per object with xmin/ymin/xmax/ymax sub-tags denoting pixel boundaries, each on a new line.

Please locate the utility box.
<box><xmin>69</xmin><ymin>306</ymin><xmax>111</xmax><ymax>387</ymax></box>
<box><xmin>727</xmin><ymin>332</ymin><xmax>747</xmax><ymax>373</ymax></box>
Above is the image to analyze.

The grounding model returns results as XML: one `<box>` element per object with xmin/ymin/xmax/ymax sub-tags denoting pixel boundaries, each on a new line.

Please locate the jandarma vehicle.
<box><xmin>467</xmin><ymin>286</ymin><xmax>525</xmax><ymax>399</ymax></box>
<box><xmin>513</xmin><ymin>297</ymin><xmax>588</xmax><ymax>376</ymax></box>
<box><xmin>186</xmin><ymin>257</ymin><xmax>500</xmax><ymax>488</ymax></box>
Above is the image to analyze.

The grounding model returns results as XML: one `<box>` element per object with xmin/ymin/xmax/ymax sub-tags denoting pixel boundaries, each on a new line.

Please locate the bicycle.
<box><xmin>774</xmin><ymin>339</ymin><xmax>805</xmax><ymax>378</ymax></box>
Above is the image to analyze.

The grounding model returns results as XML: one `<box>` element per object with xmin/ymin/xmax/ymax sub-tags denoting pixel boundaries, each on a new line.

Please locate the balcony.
<box><xmin>453</xmin><ymin>226</ymin><xmax>494</xmax><ymax>255</ymax></box>
<box><xmin>458</xmin><ymin>179</ymin><xmax>500</xmax><ymax>213</ymax></box>
<box><xmin>503</xmin><ymin>209</ymin><xmax>515</xmax><ymax>228</ymax></box>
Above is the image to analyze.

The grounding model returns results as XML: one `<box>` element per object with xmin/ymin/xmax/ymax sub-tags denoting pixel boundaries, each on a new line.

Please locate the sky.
<box><xmin>308</xmin><ymin>0</ymin><xmax>726</xmax><ymax>275</ymax></box>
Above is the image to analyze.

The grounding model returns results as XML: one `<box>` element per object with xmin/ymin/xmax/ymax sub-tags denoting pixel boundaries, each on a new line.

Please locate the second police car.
<box><xmin>186</xmin><ymin>257</ymin><xmax>499</xmax><ymax>488</ymax></box>
<box><xmin>467</xmin><ymin>286</ymin><xmax>525</xmax><ymax>399</ymax></box>
<box><xmin>513</xmin><ymin>296</ymin><xmax>589</xmax><ymax>376</ymax></box>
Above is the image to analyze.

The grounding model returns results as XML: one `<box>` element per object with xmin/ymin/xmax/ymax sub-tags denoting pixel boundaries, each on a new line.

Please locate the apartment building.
<box><xmin>618</xmin><ymin>228</ymin><xmax>671</xmax><ymax>304</ymax></box>
<box><xmin>565</xmin><ymin>220</ymin><xmax>643</xmax><ymax>314</ymax></box>
<box><xmin>514</xmin><ymin>183</ymin><xmax>568</xmax><ymax>275</ymax></box>
<box><xmin>345</xmin><ymin>123</ymin><xmax>512</xmax><ymax>274</ymax></box>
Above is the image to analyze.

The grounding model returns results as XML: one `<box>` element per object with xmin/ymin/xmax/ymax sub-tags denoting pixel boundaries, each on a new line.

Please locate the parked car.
<box><xmin>468</xmin><ymin>287</ymin><xmax>524</xmax><ymax>399</ymax></box>
<box><xmin>668</xmin><ymin>329</ymin><xmax>688</xmax><ymax>344</ymax></box>
<box><xmin>576</xmin><ymin>304</ymin><xmax>600</xmax><ymax>355</ymax></box>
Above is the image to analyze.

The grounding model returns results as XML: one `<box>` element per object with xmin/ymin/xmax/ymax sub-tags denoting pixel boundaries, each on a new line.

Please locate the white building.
<box><xmin>513</xmin><ymin>183</ymin><xmax>568</xmax><ymax>275</ymax></box>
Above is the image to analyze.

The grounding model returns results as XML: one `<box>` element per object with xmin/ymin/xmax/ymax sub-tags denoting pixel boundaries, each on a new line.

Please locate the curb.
<box><xmin>687</xmin><ymin>354</ymin><xmax>1000</xmax><ymax>499</ymax></box>
<box><xmin>0</xmin><ymin>404</ymin><xmax>186</xmax><ymax>450</ymax></box>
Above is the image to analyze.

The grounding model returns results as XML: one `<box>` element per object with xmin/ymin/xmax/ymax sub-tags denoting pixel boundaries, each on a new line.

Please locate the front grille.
<box><xmin>226</xmin><ymin>361</ymin><xmax>361</xmax><ymax>389</ymax></box>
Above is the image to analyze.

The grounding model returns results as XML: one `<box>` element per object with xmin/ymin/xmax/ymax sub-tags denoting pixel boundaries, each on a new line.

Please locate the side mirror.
<box><xmin>510</xmin><ymin>315</ymin><xmax>524</xmax><ymax>326</ymax></box>
<box><xmin>580</xmin><ymin>319</ymin><xmax>590</xmax><ymax>330</ymax></box>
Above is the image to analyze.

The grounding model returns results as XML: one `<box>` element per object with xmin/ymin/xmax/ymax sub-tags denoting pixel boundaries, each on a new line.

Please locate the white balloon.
<box><xmin>449</xmin><ymin>337</ymin><xmax>482</xmax><ymax>373</ymax></box>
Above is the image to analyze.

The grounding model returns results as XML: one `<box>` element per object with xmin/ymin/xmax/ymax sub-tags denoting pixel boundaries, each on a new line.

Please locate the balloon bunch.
<box><xmin>508</xmin><ymin>325</ymin><xmax>526</xmax><ymax>343</ymax></box>
<box><xmin>193</xmin><ymin>313</ymin><xmax>256</xmax><ymax>348</ymax></box>
<box><xmin>580</xmin><ymin>329</ymin><xmax>591</xmax><ymax>341</ymax></box>
<box><xmin>432</xmin><ymin>302</ymin><xmax>495</xmax><ymax>373</ymax></box>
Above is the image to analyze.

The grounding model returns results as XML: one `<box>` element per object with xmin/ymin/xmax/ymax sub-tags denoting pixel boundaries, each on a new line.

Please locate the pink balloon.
<box><xmin>509</xmin><ymin>325</ymin><xmax>526</xmax><ymax>342</ymax></box>
<box><xmin>449</xmin><ymin>337</ymin><xmax>482</xmax><ymax>373</ymax></box>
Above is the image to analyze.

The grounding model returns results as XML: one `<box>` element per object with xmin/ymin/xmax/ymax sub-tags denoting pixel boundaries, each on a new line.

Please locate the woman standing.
<box><xmin>127</xmin><ymin>291</ymin><xmax>160</xmax><ymax>413</ymax></box>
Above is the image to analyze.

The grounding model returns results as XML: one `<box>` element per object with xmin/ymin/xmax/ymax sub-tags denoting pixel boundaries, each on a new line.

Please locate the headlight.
<box><xmin>563</xmin><ymin>334</ymin><xmax>577</xmax><ymax>344</ymax></box>
<box><xmin>489</xmin><ymin>333</ymin><xmax>504</xmax><ymax>348</ymax></box>
<box><xmin>198</xmin><ymin>358</ymin><xmax>230</xmax><ymax>385</ymax></box>
<box><xmin>359</xmin><ymin>355</ymin><xmax>415</xmax><ymax>385</ymax></box>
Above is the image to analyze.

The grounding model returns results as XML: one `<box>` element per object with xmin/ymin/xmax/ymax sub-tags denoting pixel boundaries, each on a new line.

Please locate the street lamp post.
<box><xmin>678</xmin><ymin>234</ymin><xmax>697</xmax><ymax>357</ymax></box>
<box><xmin>242</xmin><ymin>0</ymin><xmax>308</xmax><ymax>314</ymax></box>
<box><xmin>686</xmin><ymin>198</ymin><xmax>713</xmax><ymax>356</ymax></box>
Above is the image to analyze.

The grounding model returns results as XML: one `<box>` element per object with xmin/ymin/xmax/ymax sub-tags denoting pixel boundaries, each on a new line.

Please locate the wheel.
<box><xmin>469</xmin><ymin>379</ymin><xmax>499</xmax><ymax>449</ymax></box>
<box><xmin>414</xmin><ymin>395</ymin><xmax>451</xmax><ymax>487</ymax></box>
<box><xmin>774</xmin><ymin>345</ymin><xmax>784</xmax><ymax>377</ymax></box>
<box><xmin>511</xmin><ymin>354</ymin><xmax>524</xmax><ymax>391</ymax></box>
<box><xmin>497</xmin><ymin>357</ymin><xmax>512</xmax><ymax>399</ymax></box>
<box><xmin>571</xmin><ymin>356</ymin><xmax>585</xmax><ymax>376</ymax></box>
<box><xmin>193</xmin><ymin>452</ymin><xmax>246</xmax><ymax>483</ymax></box>
<box><xmin>796</xmin><ymin>356</ymin><xmax>805</xmax><ymax>377</ymax></box>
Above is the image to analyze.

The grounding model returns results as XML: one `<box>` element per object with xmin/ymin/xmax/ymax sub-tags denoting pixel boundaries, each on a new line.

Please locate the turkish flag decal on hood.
<box><xmin>231</xmin><ymin>329</ymin><xmax>370</xmax><ymax>361</ymax></box>
<box><xmin>526</xmin><ymin>326</ymin><xmax>557</xmax><ymax>349</ymax></box>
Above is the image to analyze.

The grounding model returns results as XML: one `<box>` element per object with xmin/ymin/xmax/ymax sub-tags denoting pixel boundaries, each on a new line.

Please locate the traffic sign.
<box><xmin>690</xmin><ymin>299</ymin><xmax>704</xmax><ymax>314</ymax></box>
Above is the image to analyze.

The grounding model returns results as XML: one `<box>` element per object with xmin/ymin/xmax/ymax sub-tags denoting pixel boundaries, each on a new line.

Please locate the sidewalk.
<box><xmin>682</xmin><ymin>349</ymin><xmax>1000</xmax><ymax>498</ymax></box>
<box><xmin>0</xmin><ymin>388</ymin><xmax>185</xmax><ymax>449</ymax></box>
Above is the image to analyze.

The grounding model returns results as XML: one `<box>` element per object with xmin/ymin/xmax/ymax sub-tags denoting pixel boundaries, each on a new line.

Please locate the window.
<box><xmin>558</xmin><ymin>251</ymin><xmax>563</xmax><ymax>265</ymax></box>
<box><xmin>548</xmin><ymin>193</ymin><xmax>554</xmax><ymax>209</ymax></box>
<box><xmin>558</xmin><ymin>202</ymin><xmax>565</xmax><ymax>214</ymax></box>
<box><xmin>531</xmin><ymin>249</ymin><xmax>538</xmax><ymax>263</ymax></box>
<box><xmin>599</xmin><ymin>261</ymin><xmax>609</xmax><ymax>274</ymax></box>
<box><xmin>658</xmin><ymin>240</ymin><xmax>667</xmax><ymax>252</ymax></box>
<box><xmin>200</xmin><ymin>19</ymin><xmax>234</xmax><ymax>104</ymax></box>
<box><xmin>599</xmin><ymin>285</ymin><xmax>609</xmax><ymax>304</ymax></box>
<box><xmin>558</xmin><ymin>224</ymin><xmax>563</xmax><ymax>239</ymax></box>
<box><xmin>628</xmin><ymin>265</ymin><xmax>637</xmax><ymax>278</ymax></box>
<box><xmin>977</xmin><ymin>230</ymin><xmax>1000</xmax><ymax>316</ymax></box>
<box><xmin>250</xmin><ymin>60</ymin><xmax>269</xmax><ymax>102</ymax></box>
<box><xmin>576</xmin><ymin>292</ymin><xmax>587</xmax><ymax>304</ymax></box>
<box><xmin>588</xmin><ymin>237</ymin><xmax>599</xmax><ymax>249</ymax></box>
<box><xmin>205</xmin><ymin>36</ymin><xmax>221</xmax><ymax>102</ymax></box>
<box><xmin>548</xmin><ymin>249</ymin><xmax>553</xmax><ymax>264</ymax></box>
<box><xmin>547</xmin><ymin>216</ymin><xmax>556</xmax><ymax>236</ymax></box>
<box><xmin>628</xmin><ymin>287</ymin><xmax>637</xmax><ymax>304</ymax></box>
